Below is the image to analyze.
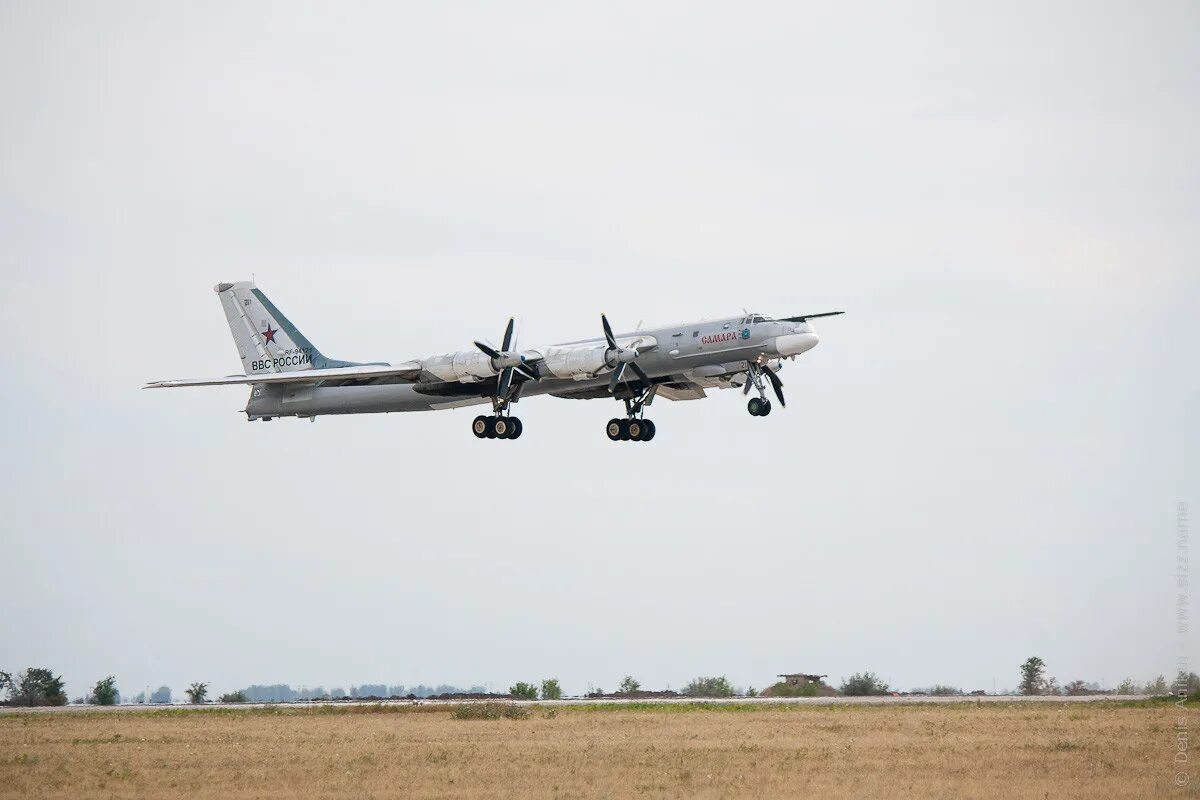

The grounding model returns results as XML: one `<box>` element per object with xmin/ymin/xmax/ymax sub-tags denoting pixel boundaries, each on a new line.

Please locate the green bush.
<box><xmin>218</xmin><ymin>690</ymin><xmax>248</xmax><ymax>703</ymax></box>
<box><xmin>540</xmin><ymin>679</ymin><xmax>562</xmax><ymax>700</ymax></box>
<box><xmin>509</xmin><ymin>682</ymin><xmax>537</xmax><ymax>700</ymax></box>
<box><xmin>618</xmin><ymin>676</ymin><xmax>641</xmax><ymax>694</ymax></box>
<box><xmin>89</xmin><ymin>676</ymin><xmax>119</xmax><ymax>705</ymax></box>
<box><xmin>840</xmin><ymin>672</ymin><xmax>890</xmax><ymax>696</ymax></box>
<box><xmin>765</xmin><ymin>681</ymin><xmax>819</xmax><ymax>697</ymax></box>
<box><xmin>682</xmin><ymin>676</ymin><xmax>733</xmax><ymax>698</ymax></box>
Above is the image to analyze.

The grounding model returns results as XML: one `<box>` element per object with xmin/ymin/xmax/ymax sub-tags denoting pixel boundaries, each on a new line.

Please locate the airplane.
<box><xmin>144</xmin><ymin>281</ymin><xmax>842</xmax><ymax>442</ymax></box>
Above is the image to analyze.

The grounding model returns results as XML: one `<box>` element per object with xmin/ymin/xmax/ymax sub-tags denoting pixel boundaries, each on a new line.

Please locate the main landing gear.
<box><xmin>606</xmin><ymin>387</ymin><xmax>657</xmax><ymax>442</ymax></box>
<box><xmin>471</xmin><ymin>387</ymin><xmax>523</xmax><ymax>442</ymax></box>
<box><xmin>606</xmin><ymin>417</ymin><xmax>656</xmax><ymax>442</ymax></box>
<box><xmin>472</xmin><ymin>414</ymin><xmax>523</xmax><ymax>440</ymax></box>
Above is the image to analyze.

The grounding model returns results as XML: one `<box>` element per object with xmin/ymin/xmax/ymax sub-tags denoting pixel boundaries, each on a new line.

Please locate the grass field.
<box><xmin>0</xmin><ymin>701</ymin><xmax>1184</xmax><ymax>798</ymax></box>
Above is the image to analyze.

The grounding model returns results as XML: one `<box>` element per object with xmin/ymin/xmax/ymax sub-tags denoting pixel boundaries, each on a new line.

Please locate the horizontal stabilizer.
<box><xmin>144</xmin><ymin>361</ymin><xmax>423</xmax><ymax>389</ymax></box>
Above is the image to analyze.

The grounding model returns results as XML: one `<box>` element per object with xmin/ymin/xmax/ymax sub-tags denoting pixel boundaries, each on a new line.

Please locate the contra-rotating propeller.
<box><xmin>744</xmin><ymin>360</ymin><xmax>785</xmax><ymax>407</ymax></box>
<box><xmin>474</xmin><ymin>318</ymin><xmax>538</xmax><ymax>402</ymax></box>
<box><xmin>601</xmin><ymin>313</ymin><xmax>652</xmax><ymax>393</ymax></box>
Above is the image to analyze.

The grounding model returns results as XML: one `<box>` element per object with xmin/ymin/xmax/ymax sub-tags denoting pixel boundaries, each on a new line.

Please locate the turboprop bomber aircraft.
<box><xmin>145</xmin><ymin>282</ymin><xmax>842</xmax><ymax>442</ymax></box>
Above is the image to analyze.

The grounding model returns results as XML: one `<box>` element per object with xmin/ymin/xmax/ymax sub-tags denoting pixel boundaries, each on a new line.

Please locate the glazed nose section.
<box><xmin>774</xmin><ymin>330</ymin><xmax>819</xmax><ymax>356</ymax></box>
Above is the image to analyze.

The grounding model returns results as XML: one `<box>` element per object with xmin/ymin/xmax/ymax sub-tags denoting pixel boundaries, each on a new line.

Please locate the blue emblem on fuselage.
<box><xmin>741</xmin><ymin>328</ymin><xmax>750</xmax><ymax>339</ymax></box>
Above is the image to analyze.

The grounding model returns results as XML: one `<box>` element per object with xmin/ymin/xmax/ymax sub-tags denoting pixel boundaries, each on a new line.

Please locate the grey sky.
<box><xmin>1</xmin><ymin>1</ymin><xmax>1196</xmax><ymax>699</ymax></box>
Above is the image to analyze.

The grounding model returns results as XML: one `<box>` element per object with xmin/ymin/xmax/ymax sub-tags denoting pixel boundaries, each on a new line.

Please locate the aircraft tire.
<box><xmin>627</xmin><ymin>420</ymin><xmax>643</xmax><ymax>441</ymax></box>
<box><xmin>642</xmin><ymin>420</ymin><xmax>656</xmax><ymax>441</ymax></box>
<box><xmin>606</xmin><ymin>419</ymin><xmax>623</xmax><ymax>441</ymax></box>
<box><xmin>748</xmin><ymin>397</ymin><xmax>764</xmax><ymax>416</ymax></box>
<box><xmin>493</xmin><ymin>417</ymin><xmax>511</xmax><ymax>438</ymax></box>
<box><xmin>761</xmin><ymin>400</ymin><xmax>772</xmax><ymax>416</ymax></box>
<box><xmin>618</xmin><ymin>419</ymin><xmax>632</xmax><ymax>441</ymax></box>
<box><xmin>485</xmin><ymin>417</ymin><xmax>499</xmax><ymax>438</ymax></box>
<box><xmin>472</xmin><ymin>415</ymin><xmax>490</xmax><ymax>438</ymax></box>
<box><xmin>508</xmin><ymin>417</ymin><xmax>523</xmax><ymax>439</ymax></box>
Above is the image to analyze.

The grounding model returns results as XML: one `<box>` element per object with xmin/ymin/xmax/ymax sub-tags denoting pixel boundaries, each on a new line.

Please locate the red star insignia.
<box><xmin>261</xmin><ymin>324</ymin><xmax>277</xmax><ymax>344</ymax></box>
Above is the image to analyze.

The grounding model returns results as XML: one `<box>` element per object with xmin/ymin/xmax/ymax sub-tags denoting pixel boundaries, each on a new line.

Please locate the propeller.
<box><xmin>474</xmin><ymin>318</ymin><xmax>537</xmax><ymax>402</ymax></box>
<box><xmin>601</xmin><ymin>314</ymin><xmax>652</xmax><ymax>393</ymax></box>
<box><xmin>743</xmin><ymin>361</ymin><xmax>785</xmax><ymax>407</ymax></box>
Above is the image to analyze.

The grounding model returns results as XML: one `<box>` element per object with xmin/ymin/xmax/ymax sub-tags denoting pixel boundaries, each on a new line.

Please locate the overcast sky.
<box><xmin>1</xmin><ymin>1</ymin><xmax>1196</xmax><ymax>699</ymax></box>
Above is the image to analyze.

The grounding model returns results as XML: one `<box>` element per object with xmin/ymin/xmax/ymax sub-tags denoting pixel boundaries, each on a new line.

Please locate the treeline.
<box><xmin>5</xmin><ymin>661</ymin><xmax>1199</xmax><ymax>707</ymax></box>
<box><xmin>1019</xmin><ymin>657</ymin><xmax>1200</xmax><ymax>697</ymax></box>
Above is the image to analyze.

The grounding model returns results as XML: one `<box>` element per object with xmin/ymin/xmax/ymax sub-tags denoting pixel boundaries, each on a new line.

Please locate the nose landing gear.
<box><xmin>743</xmin><ymin>360</ymin><xmax>784</xmax><ymax>417</ymax></box>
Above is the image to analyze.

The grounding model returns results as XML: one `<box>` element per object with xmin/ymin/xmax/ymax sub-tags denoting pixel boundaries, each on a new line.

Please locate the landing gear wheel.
<box><xmin>606</xmin><ymin>419</ymin><xmax>623</xmax><ymax>441</ymax></box>
<box><xmin>627</xmin><ymin>420</ymin><xmax>644</xmax><ymax>441</ymax></box>
<box><xmin>508</xmin><ymin>417</ymin><xmax>523</xmax><ymax>439</ymax></box>
<box><xmin>484</xmin><ymin>417</ymin><xmax>499</xmax><ymax>438</ymax></box>
<box><xmin>473</xmin><ymin>415</ymin><xmax>490</xmax><ymax>438</ymax></box>
<box><xmin>618</xmin><ymin>419</ymin><xmax>632</xmax><ymax>441</ymax></box>
<box><xmin>748</xmin><ymin>397</ymin><xmax>765</xmax><ymax>416</ymax></box>
<box><xmin>493</xmin><ymin>417</ymin><xmax>512</xmax><ymax>438</ymax></box>
<box><xmin>641</xmin><ymin>419</ymin><xmax>656</xmax><ymax>441</ymax></box>
<box><xmin>760</xmin><ymin>399</ymin><xmax>772</xmax><ymax>416</ymax></box>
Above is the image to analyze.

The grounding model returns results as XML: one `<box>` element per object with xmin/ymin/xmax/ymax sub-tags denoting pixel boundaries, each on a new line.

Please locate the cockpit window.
<box><xmin>750</xmin><ymin>315</ymin><xmax>767</xmax><ymax>324</ymax></box>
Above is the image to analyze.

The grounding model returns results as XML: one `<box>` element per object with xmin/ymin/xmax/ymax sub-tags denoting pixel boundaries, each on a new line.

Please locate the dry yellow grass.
<box><xmin>0</xmin><ymin>702</ymin><xmax>1184</xmax><ymax>798</ymax></box>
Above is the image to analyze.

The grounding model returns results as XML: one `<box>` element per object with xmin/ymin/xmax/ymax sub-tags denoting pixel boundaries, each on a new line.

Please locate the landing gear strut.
<box><xmin>744</xmin><ymin>360</ymin><xmax>784</xmax><ymax>417</ymax></box>
<box><xmin>606</xmin><ymin>387</ymin><xmax>657</xmax><ymax>442</ymax></box>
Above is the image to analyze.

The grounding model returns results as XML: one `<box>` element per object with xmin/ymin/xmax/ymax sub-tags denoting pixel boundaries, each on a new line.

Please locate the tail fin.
<box><xmin>215</xmin><ymin>282</ymin><xmax>350</xmax><ymax>375</ymax></box>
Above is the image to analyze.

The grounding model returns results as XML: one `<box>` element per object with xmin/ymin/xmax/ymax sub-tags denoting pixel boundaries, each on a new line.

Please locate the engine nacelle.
<box><xmin>421</xmin><ymin>351</ymin><xmax>497</xmax><ymax>382</ymax></box>
<box><xmin>537</xmin><ymin>345</ymin><xmax>611</xmax><ymax>379</ymax></box>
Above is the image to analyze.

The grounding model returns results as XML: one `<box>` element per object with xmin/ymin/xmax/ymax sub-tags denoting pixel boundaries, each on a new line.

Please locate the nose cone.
<box><xmin>774</xmin><ymin>332</ymin><xmax>819</xmax><ymax>357</ymax></box>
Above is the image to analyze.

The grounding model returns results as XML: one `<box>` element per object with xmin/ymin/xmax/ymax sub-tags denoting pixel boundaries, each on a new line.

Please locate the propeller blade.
<box><xmin>762</xmin><ymin>364</ymin><xmax>785</xmax><ymax>407</ymax></box>
<box><xmin>501</xmin><ymin>317</ymin><xmax>515</xmax><ymax>352</ymax></box>
<box><xmin>601</xmin><ymin>314</ymin><xmax>617</xmax><ymax>350</ymax></box>
<box><xmin>514</xmin><ymin>364</ymin><xmax>538</xmax><ymax>382</ymax></box>
<box><xmin>629</xmin><ymin>361</ymin><xmax>652</xmax><ymax>389</ymax></box>
<box><xmin>608</xmin><ymin>362</ymin><xmax>627</xmax><ymax>391</ymax></box>
<box><xmin>474</xmin><ymin>340</ymin><xmax>501</xmax><ymax>359</ymax></box>
<box><xmin>496</xmin><ymin>366</ymin><xmax>514</xmax><ymax>401</ymax></box>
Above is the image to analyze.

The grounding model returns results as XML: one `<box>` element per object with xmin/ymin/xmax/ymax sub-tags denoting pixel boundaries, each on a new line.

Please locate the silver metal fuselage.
<box><xmin>245</xmin><ymin>316</ymin><xmax>820</xmax><ymax>419</ymax></box>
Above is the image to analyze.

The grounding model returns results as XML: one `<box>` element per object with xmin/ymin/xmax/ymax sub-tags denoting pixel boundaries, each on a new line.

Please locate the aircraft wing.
<box><xmin>144</xmin><ymin>361</ymin><xmax>424</xmax><ymax>389</ymax></box>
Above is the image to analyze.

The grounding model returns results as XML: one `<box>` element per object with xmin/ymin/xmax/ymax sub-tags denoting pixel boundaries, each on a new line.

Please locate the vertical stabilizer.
<box><xmin>214</xmin><ymin>282</ymin><xmax>343</xmax><ymax>376</ymax></box>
